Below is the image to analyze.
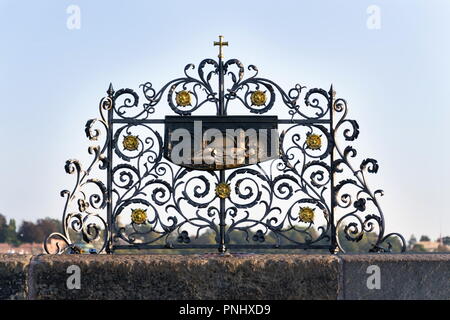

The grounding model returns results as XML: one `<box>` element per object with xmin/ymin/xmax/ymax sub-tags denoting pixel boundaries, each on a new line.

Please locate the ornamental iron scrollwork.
<box><xmin>44</xmin><ymin>37</ymin><xmax>405</xmax><ymax>254</ymax></box>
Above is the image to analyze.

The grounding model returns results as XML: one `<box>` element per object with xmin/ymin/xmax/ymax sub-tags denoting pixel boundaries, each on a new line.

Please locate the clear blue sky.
<box><xmin>0</xmin><ymin>0</ymin><xmax>449</xmax><ymax>240</ymax></box>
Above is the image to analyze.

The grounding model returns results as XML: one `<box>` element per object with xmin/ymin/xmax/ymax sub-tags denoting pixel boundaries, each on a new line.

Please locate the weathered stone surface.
<box><xmin>0</xmin><ymin>254</ymin><xmax>31</xmax><ymax>300</ymax></box>
<box><xmin>30</xmin><ymin>254</ymin><xmax>340</xmax><ymax>300</ymax></box>
<box><xmin>3</xmin><ymin>253</ymin><xmax>450</xmax><ymax>300</ymax></box>
<box><xmin>340</xmin><ymin>253</ymin><xmax>450</xmax><ymax>300</ymax></box>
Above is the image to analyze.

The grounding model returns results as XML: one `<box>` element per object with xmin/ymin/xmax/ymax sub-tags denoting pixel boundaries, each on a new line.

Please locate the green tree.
<box><xmin>18</xmin><ymin>221</ymin><xmax>39</xmax><ymax>243</ymax></box>
<box><xmin>18</xmin><ymin>218</ymin><xmax>61</xmax><ymax>243</ymax></box>
<box><xmin>419</xmin><ymin>235</ymin><xmax>430</xmax><ymax>242</ymax></box>
<box><xmin>0</xmin><ymin>213</ymin><xmax>7</xmax><ymax>242</ymax></box>
<box><xmin>441</xmin><ymin>236</ymin><xmax>450</xmax><ymax>246</ymax></box>
<box><xmin>36</xmin><ymin>217</ymin><xmax>61</xmax><ymax>241</ymax></box>
<box><xmin>5</xmin><ymin>219</ymin><xmax>19</xmax><ymax>245</ymax></box>
<box><xmin>408</xmin><ymin>234</ymin><xmax>417</xmax><ymax>248</ymax></box>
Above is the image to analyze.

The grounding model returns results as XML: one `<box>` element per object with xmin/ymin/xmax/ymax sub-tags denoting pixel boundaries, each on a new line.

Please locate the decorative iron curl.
<box><xmin>110</xmin><ymin>133</ymin><xmax>221</xmax><ymax>247</ymax></box>
<box><xmin>223</xmin><ymin>59</ymin><xmax>330</xmax><ymax>119</ymax></box>
<box><xmin>45</xmin><ymin>54</ymin><xmax>405</xmax><ymax>254</ymax></box>
<box><xmin>138</xmin><ymin>59</ymin><xmax>219</xmax><ymax>117</ymax></box>
<box><xmin>44</xmin><ymin>88</ymin><xmax>112</xmax><ymax>254</ymax></box>
<box><xmin>332</xmin><ymin>89</ymin><xmax>406</xmax><ymax>253</ymax></box>
<box><xmin>109</xmin><ymin>58</ymin><xmax>334</xmax><ymax>119</ymax></box>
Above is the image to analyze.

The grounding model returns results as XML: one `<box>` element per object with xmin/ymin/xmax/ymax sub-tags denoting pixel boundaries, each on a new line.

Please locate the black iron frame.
<box><xmin>44</xmin><ymin>49</ymin><xmax>406</xmax><ymax>254</ymax></box>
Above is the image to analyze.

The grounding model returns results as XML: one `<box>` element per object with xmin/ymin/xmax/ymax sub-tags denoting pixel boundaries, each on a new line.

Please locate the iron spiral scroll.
<box><xmin>44</xmin><ymin>53</ymin><xmax>406</xmax><ymax>254</ymax></box>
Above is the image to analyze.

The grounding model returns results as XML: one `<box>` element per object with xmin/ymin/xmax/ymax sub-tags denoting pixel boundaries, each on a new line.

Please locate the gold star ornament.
<box><xmin>250</xmin><ymin>90</ymin><xmax>267</xmax><ymax>106</ymax></box>
<box><xmin>299</xmin><ymin>207</ymin><xmax>315</xmax><ymax>223</ymax></box>
<box><xmin>215</xmin><ymin>183</ymin><xmax>231</xmax><ymax>199</ymax></box>
<box><xmin>306</xmin><ymin>134</ymin><xmax>322</xmax><ymax>150</ymax></box>
<box><xmin>175</xmin><ymin>90</ymin><xmax>191</xmax><ymax>107</ymax></box>
<box><xmin>131</xmin><ymin>208</ymin><xmax>147</xmax><ymax>225</ymax></box>
<box><xmin>123</xmin><ymin>135</ymin><xmax>139</xmax><ymax>151</ymax></box>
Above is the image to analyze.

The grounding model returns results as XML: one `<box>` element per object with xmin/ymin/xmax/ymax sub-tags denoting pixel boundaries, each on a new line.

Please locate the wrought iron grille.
<box><xmin>44</xmin><ymin>37</ymin><xmax>406</xmax><ymax>254</ymax></box>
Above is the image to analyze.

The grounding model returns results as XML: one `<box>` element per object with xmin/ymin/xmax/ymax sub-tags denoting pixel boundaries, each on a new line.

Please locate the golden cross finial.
<box><xmin>214</xmin><ymin>35</ymin><xmax>228</xmax><ymax>59</ymax></box>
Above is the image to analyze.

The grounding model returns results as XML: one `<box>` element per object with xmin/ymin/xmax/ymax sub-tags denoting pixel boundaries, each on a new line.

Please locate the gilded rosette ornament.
<box><xmin>250</xmin><ymin>90</ymin><xmax>267</xmax><ymax>106</ymax></box>
<box><xmin>215</xmin><ymin>183</ymin><xmax>231</xmax><ymax>199</ymax></box>
<box><xmin>175</xmin><ymin>90</ymin><xmax>192</xmax><ymax>106</ymax></box>
<box><xmin>123</xmin><ymin>135</ymin><xmax>139</xmax><ymax>151</ymax></box>
<box><xmin>306</xmin><ymin>133</ymin><xmax>322</xmax><ymax>150</ymax></box>
<box><xmin>131</xmin><ymin>208</ymin><xmax>147</xmax><ymax>225</ymax></box>
<box><xmin>299</xmin><ymin>207</ymin><xmax>315</xmax><ymax>224</ymax></box>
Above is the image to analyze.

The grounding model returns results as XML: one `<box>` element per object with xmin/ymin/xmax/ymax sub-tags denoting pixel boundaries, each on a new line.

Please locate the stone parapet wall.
<box><xmin>0</xmin><ymin>253</ymin><xmax>449</xmax><ymax>300</ymax></box>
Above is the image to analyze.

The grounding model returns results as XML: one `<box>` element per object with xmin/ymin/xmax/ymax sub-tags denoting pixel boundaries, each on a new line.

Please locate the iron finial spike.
<box><xmin>329</xmin><ymin>84</ymin><xmax>335</xmax><ymax>99</ymax></box>
<box><xmin>107</xmin><ymin>83</ymin><xmax>114</xmax><ymax>97</ymax></box>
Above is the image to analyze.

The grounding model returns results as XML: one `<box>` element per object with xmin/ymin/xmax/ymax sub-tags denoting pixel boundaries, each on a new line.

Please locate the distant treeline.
<box><xmin>112</xmin><ymin>224</ymin><xmax>405</xmax><ymax>254</ymax></box>
<box><xmin>1</xmin><ymin>212</ymin><xmax>447</xmax><ymax>253</ymax></box>
<box><xmin>0</xmin><ymin>214</ymin><xmax>61</xmax><ymax>245</ymax></box>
